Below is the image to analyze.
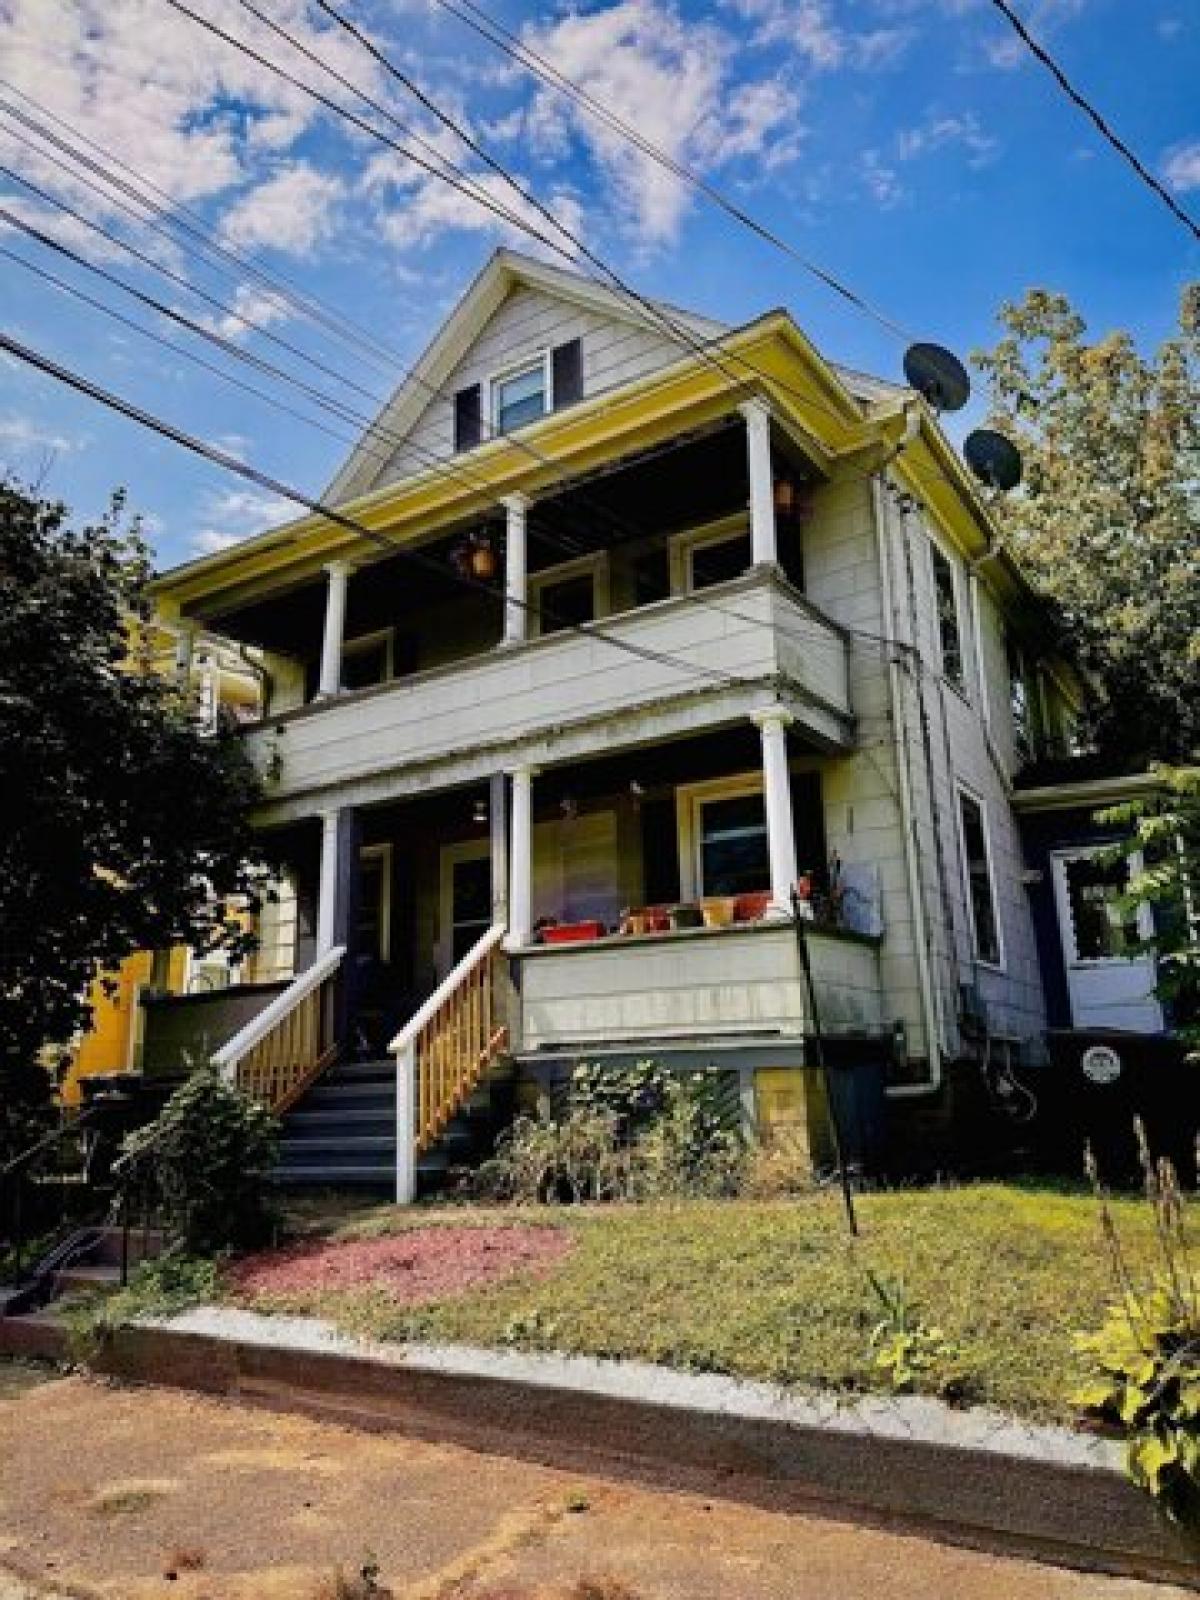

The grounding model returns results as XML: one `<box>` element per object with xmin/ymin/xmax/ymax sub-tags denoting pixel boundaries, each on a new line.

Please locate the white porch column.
<box><xmin>502</xmin><ymin>493</ymin><xmax>528</xmax><ymax>645</ymax></box>
<box><xmin>317</xmin><ymin>560</ymin><xmax>351</xmax><ymax>697</ymax></box>
<box><xmin>752</xmin><ymin>706</ymin><xmax>798</xmax><ymax>915</ymax></box>
<box><xmin>505</xmin><ymin>765</ymin><xmax>535</xmax><ymax>949</ymax></box>
<box><xmin>489</xmin><ymin>771</ymin><xmax>509</xmax><ymax>926</ymax></box>
<box><xmin>315</xmin><ymin>808</ymin><xmax>340</xmax><ymax>955</ymax></box>
<box><xmin>739</xmin><ymin>397</ymin><xmax>778</xmax><ymax>567</ymax></box>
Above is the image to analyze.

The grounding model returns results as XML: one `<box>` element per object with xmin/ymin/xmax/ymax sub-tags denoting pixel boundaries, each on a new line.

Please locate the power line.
<box><xmin>984</xmin><ymin>0</ymin><xmax>1200</xmax><ymax>244</ymax></box>
<box><xmin>429</xmin><ymin>0</ymin><xmax>914</xmax><ymax>341</ymax></box>
<box><xmin>0</xmin><ymin>328</ymin><xmax>791</xmax><ymax>694</ymax></box>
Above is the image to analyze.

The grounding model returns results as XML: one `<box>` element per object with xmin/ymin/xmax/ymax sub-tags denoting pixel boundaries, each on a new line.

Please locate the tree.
<box><xmin>1102</xmin><ymin>766</ymin><xmax>1200</xmax><ymax>1058</ymax></box>
<box><xmin>0</xmin><ymin>481</ymin><xmax>267</xmax><ymax>1156</ymax></box>
<box><xmin>972</xmin><ymin>284</ymin><xmax>1199</xmax><ymax>762</ymax></box>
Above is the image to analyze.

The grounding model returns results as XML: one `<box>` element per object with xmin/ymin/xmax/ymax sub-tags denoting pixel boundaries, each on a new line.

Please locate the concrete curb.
<box><xmin>14</xmin><ymin>1304</ymin><xmax>1200</xmax><ymax>1588</ymax></box>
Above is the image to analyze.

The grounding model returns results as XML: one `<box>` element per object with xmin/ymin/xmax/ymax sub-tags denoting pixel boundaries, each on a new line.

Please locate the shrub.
<box><xmin>477</xmin><ymin>1065</ymin><xmax>744</xmax><ymax>1204</ymax></box>
<box><xmin>121</xmin><ymin>1067</ymin><xmax>279</xmax><ymax>1254</ymax></box>
<box><xmin>1073</xmin><ymin>1129</ymin><xmax>1200</xmax><ymax>1523</ymax></box>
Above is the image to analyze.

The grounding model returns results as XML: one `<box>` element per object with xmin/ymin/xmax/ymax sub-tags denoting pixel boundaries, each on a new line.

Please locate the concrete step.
<box><xmin>55</xmin><ymin>1263</ymin><xmax>122</xmax><ymax>1293</ymax></box>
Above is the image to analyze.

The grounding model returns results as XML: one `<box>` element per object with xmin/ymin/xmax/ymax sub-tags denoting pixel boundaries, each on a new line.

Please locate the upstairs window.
<box><xmin>930</xmin><ymin>542</ymin><xmax>964</xmax><ymax>687</ymax></box>
<box><xmin>957</xmin><ymin>787</ymin><xmax>1003</xmax><ymax>967</ymax></box>
<box><xmin>492</xmin><ymin>357</ymin><xmax>548</xmax><ymax>434</ymax></box>
<box><xmin>1008</xmin><ymin>639</ymin><xmax>1032</xmax><ymax>760</ymax></box>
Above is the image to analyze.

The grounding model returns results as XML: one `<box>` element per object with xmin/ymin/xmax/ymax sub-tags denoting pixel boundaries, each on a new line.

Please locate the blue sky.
<box><xmin>1</xmin><ymin>0</ymin><xmax>1197</xmax><ymax>568</ymax></box>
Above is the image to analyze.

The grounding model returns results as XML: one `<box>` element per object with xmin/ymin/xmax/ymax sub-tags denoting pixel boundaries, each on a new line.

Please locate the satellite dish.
<box><xmin>964</xmin><ymin>429</ymin><xmax>1023</xmax><ymax>492</ymax></box>
<box><xmin>903</xmin><ymin>342</ymin><xmax>970</xmax><ymax>414</ymax></box>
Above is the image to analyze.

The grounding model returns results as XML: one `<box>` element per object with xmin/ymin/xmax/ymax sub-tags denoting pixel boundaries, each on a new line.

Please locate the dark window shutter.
<box><xmin>551</xmin><ymin>339</ymin><xmax>583</xmax><ymax>409</ymax></box>
<box><xmin>454</xmin><ymin>383</ymin><xmax>482</xmax><ymax>451</ymax></box>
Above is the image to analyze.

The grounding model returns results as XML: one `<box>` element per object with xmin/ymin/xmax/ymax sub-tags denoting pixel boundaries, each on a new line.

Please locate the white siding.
<box><xmin>367</xmin><ymin>285</ymin><xmax>693</xmax><ymax>492</ymax></box>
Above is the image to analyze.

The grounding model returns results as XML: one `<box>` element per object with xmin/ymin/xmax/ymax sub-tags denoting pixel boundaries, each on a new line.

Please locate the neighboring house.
<box><xmin>61</xmin><ymin>630</ymin><xmax>271</xmax><ymax>1105</ymax></box>
<box><xmin>130</xmin><ymin>247</ymin><xmax>1128</xmax><ymax>1193</ymax></box>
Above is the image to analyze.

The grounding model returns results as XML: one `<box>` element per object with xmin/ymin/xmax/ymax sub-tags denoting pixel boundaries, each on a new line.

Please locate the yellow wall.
<box><xmin>62</xmin><ymin>947</ymin><xmax>187</xmax><ymax>1105</ymax></box>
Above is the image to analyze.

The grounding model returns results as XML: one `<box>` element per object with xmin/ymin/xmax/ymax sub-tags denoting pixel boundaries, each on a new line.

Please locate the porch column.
<box><xmin>505</xmin><ymin>764</ymin><xmax>535</xmax><ymax>949</ymax></box>
<box><xmin>752</xmin><ymin>706</ymin><xmax>798</xmax><ymax>915</ymax></box>
<box><xmin>502</xmin><ymin>493</ymin><xmax>528</xmax><ymax>646</ymax></box>
<box><xmin>489</xmin><ymin>771</ymin><xmax>509</xmax><ymax>926</ymax></box>
<box><xmin>173</xmin><ymin>623</ymin><xmax>196</xmax><ymax>686</ymax></box>
<box><xmin>739</xmin><ymin>397</ymin><xmax>778</xmax><ymax>567</ymax></box>
<box><xmin>317</xmin><ymin>560</ymin><xmax>351</xmax><ymax>697</ymax></box>
<box><xmin>316</xmin><ymin>809</ymin><xmax>340</xmax><ymax>954</ymax></box>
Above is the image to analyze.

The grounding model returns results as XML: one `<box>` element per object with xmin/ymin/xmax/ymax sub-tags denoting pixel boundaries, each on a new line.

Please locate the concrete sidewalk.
<box><xmin>0</xmin><ymin>1370</ymin><xmax>1193</xmax><ymax>1600</ymax></box>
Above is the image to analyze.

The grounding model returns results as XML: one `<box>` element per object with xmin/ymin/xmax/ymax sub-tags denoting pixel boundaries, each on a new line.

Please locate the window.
<box><xmin>341</xmin><ymin>630</ymin><xmax>393</xmax><ymax>691</ymax></box>
<box><xmin>1062</xmin><ymin>853</ymin><xmax>1143</xmax><ymax>961</ymax></box>
<box><xmin>491</xmin><ymin>357</ymin><xmax>548</xmax><ymax>434</ymax></box>
<box><xmin>678</xmin><ymin>778</ymin><xmax>771</xmax><ymax>899</ymax></box>
<box><xmin>1007</xmin><ymin>639</ymin><xmax>1032</xmax><ymax>760</ymax></box>
<box><xmin>930</xmin><ymin>542</ymin><xmax>964</xmax><ymax>687</ymax></box>
<box><xmin>957</xmin><ymin>788</ymin><xmax>1002</xmax><ymax>966</ymax></box>
<box><xmin>528</xmin><ymin>556</ymin><xmax>607</xmax><ymax>638</ymax></box>
<box><xmin>689</xmin><ymin>530</ymin><xmax>752</xmax><ymax>591</ymax></box>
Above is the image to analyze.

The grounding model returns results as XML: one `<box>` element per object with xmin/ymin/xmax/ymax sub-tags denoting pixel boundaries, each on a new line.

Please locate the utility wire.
<box><xmin>429</xmin><ymin>0</ymin><xmax>914</xmax><ymax>340</ymax></box>
<box><xmin>985</xmin><ymin>0</ymin><xmax>1200</xmax><ymax>244</ymax></box>
<box><xmin>0</xmin><ymin>328</ymin><xmax>793</xmax><ymax>693</ymax></box>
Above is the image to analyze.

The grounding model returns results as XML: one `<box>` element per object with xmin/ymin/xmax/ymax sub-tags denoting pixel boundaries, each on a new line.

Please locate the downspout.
<box><xmin>870</xmin><ymin>472</ymin><xmax>943</xmax><ymax>1097</ymax></box>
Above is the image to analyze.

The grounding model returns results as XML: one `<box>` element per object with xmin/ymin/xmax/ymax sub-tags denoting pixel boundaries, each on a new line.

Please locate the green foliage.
<box><xmin>122</xmin><ymin>1067</ymin><xmax>279</xmax><ymax>1254</ymax></box>
<box><xmin>866</xmin><ymin>1270</ymin><xmax>966</xmax><ymax>1397</ymax></box>
<box><xmin>1100</xmin><ymin>766</ymin><xmax>1200</xmax><ymax>1053</ymax></box>
<box><xmin>1075</xmin><ymin>1131</ymin><xmax>1200</xmax><ymax>1522</ymax></box>
<box><xmin>0</xmin><ymin>481</ymin><xmax>268</xmax><ymax>1157</ymax></box>
<box><xmin>476</xmin><ymin>1064</ymin><xmax>743</xmax><ymax>1204</ymax></box>
<box><xmin>972</xmin><ymin>285</ymin><xmax>1199</xmax><ymax>761</ymax></box>
<box><xmin>62</xmin><ymin>1252</ymin><xmax>220</xmax><ymax>1364</ymax></box>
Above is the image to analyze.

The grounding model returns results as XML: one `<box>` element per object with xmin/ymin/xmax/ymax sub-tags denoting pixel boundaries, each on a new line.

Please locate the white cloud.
<box><xmin>188</xmin><ymin>486</ymin><xmax>294</xmax><ymax>557</ymax></box>
<box><xmin>728</xmin><ymin>0</ymin><xmax>846</xmax><ymax>65</ymax></box>
<box><xmin>515</xmin><ymin>0</ymin><xmax>804</xmax><ymax>245</ymax></box>
<box><xmin>193</xmin><ymin>282</ymin><xmax>296</xmax><ymax>342</ymax></box>
<box><xmin>375</xmin><ymin>163</ymin><xmax>586</xmax><ymax>259</ymax></box>
<box><xmin>219</xmin><ymin>163</ymin><xmax>344</xmax><ymax>256</ymax></box>
<box><xmin>0</xmin><ymin>414</ymin><xmax>81</xmax><ymax>454</ymax></box>
<box><xmin>860</xmin><ymin>149</ymin><xmax>904</xmax><ymax>208</ymax></box>
<box><xmin>1163</xmin><ymin>142</ymin><xmax>1200</xmax><ymax>194</ymax></box>
<box><xmin>980</xmin><ymin>0</ymin><xmax>1089</xmax><ymax>68</ymax></box>
<box><xmin>897</xmin><ymin>112</ymin><xmax>999</xmax><ymax>167</ymax></box>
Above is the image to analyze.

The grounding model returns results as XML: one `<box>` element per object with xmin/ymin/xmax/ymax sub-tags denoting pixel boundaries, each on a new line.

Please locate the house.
<box><xmin>130</xmin><ymin>246</ymin><xmax>1123</xmax><ymax>1194</ymax></box>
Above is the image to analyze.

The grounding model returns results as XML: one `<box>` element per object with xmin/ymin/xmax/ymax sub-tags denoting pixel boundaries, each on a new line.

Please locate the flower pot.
<box><xmin>541</xmin><ymin>920</ymin><xmax>606</xmax><ymax>944</ymax></box>
<box><xmin>733</xmin><ymin>890</ymin><xmax>772</xmax><ymax>923</ymax></box>
<box><xmin>640</xmin><ymin>906</ymin><xmax>671</xmax><ymax>933</ymax></box>
<box><xmin>700</xmin><ymin>896</ymin><xmax>736</xmax><ymax>928</ymax></box>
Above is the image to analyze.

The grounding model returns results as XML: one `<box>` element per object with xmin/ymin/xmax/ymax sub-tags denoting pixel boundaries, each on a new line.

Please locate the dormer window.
<box><xmin>491</xmin><ymin>356</ymin><xmax>549</xmax><ymax>435</ymax></box>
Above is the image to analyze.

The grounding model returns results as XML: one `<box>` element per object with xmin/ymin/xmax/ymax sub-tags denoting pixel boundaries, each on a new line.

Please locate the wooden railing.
<box><xmin>212</xmin><ymin>945</ymin><xmax>344</xmax><ymax>1114</ymax></box>
<box><xmin>390</xmin><ymin>925</ymin><xmax>508</xmax><ymax>1201</ymax></box>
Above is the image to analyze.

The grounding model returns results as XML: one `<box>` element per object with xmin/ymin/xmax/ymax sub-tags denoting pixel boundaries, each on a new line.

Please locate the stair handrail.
<box><xmin>212</xmin><ymin>943</ymin><xmax>345</xmax><ymax>1077</ymax></box>
<box><xmin>388</xmin><ymin>924</ymin><xmax>505</xmax><ymax>1056</ymax></box>
<box><xmin>390</xmin><ymin>923</ymin><xmax>507</xmax><ymax>1205</ymax></box>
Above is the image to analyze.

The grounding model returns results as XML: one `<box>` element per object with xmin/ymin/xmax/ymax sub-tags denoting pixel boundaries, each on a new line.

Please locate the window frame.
<box><xmin>668</xmin><ymin>512</ymin><xmax>752</xmax><ymax>596</ymax></box>
<box><xmin>676</xmin><ymin>772</ymin><xmax>770</xmax><ymax>901</ymax></box>
<box><xmin>928</xmin><ymin>535</ymin><xmax>966</xmax><ymax>692</ymax></box>
<box><xmin>527</xmin><ymin>552</ymin><xmax>610</xmax><ymax>640</ymax></box>
<box><xmin>954</xmin><ymin>781</ymin><xmax>1005</xmax><ymax>971</ymax></box>
<box><xmin>340</xmin><ymin>627</ymin><xmax>395</xmax><ymax>691</ymax></box>
<box><xmin>488</xmin><ymin>350</ymin><xmax>553</xmax><ymax>436</ymax></box>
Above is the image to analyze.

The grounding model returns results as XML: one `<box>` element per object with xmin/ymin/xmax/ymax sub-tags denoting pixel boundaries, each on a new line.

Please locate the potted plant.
<box><xmin>700</xmin><ymin>896</ymin><xmax>736</xmax><ymax>928</ymax></box>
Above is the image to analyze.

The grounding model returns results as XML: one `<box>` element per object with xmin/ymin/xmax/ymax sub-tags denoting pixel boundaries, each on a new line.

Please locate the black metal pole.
<box><xmin>791</xmin><ymin>890</ymin><xmax>859</xmax><ymax>1237</ymax></box>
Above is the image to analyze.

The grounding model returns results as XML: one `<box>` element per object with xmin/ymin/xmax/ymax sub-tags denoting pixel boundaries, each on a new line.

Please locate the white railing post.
<box><xmin>396</xmin><ymin>1040</ymin><xmax>417</xmax><ymax>1204</ymax></box>
<box><xmin>502</xmin><ymin>493</ymin><xmax>528</xmax><ymax>646</ymax></box>
<box><xmin>317</xmin><ymin>560</ymin><xmax>351</xmax><ymax>697</ymax></box>
<box><xmin>316</xmin><ymin>809</ymin><xmax>340</xmax><ymax>956</ymax></box>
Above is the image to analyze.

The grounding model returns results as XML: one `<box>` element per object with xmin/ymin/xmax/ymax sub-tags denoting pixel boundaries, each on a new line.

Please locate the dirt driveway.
<box><xmin>0</xmin><ymin>1367</ymin><xmax>1191</xmax><ymax>1600</ymax></box>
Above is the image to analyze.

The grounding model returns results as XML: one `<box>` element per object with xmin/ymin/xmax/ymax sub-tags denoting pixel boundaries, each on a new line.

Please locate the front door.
<box><xmin>1050</xmin><ymin>847</ymin><xmax>1162</xmax><ymax>1032</ymax></box>
<box><xmin>438</xmin><ymin>841</ymin><xmax>492</xmax><ymax>979</ymax></box>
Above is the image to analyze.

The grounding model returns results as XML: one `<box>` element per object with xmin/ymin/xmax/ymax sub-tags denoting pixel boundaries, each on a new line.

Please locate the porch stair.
<box><xmin>276</xmin><ymin>1053</ymin><xmax>516</xmax><ymax>1192</ymax></box>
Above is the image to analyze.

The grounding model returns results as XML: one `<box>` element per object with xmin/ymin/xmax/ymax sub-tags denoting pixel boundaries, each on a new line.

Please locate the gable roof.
<box><xmin>323</xmin><ymin>247</ymin><xmax>730</xmax><ymax>504</ymax></box>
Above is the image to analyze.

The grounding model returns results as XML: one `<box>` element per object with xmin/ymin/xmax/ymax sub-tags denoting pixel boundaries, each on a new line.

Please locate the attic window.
<box><xmin>492</xmin><ymin>357</ymin><xmax>548</xmax><ymax>434</ymax></box>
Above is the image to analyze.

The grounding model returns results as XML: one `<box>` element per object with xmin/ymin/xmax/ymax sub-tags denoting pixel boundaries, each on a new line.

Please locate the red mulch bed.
<box><xmin>227</xmin><ymin>1225</ymin><xmax>571</xmax><ymax>1305</ymax></box>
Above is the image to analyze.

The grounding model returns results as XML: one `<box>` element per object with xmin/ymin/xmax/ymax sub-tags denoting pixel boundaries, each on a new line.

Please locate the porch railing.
<box><xmin>390</xmin><ymin>924</ymin><xmax>508</xmax><ymax>1203</ymax></box>
<box><xmin>211</xmin><ymin>944</ymin><xmax>345</xmax><ymax>1114</ymax></box>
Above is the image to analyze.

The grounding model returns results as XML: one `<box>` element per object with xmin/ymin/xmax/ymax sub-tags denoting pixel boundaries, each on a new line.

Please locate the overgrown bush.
<box><xmin>1074</xmin><ymin>1129</ymin><xmax>1200</xmax><ymax>1523</ymax></box>
<box><xmin>476</xmin><ymin>1063</ymin><xmax>743</xmax><ymax>1204</ymax></box>
<box><xmin>121</xmin><ymin>1067</ymin><xmax>279</xmax><ymax>1254</ymax></box>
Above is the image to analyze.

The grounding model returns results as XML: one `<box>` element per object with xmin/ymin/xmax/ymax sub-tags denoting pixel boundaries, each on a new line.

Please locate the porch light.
<box><xmin>452</xmin><ymin>530</ymin><xmax>499</xmax><ymax>582</ymax></box>
<box><xmin>472</xmin><ymin>797</ymin><xmax>488</xmax><ymax>825</ymax></box>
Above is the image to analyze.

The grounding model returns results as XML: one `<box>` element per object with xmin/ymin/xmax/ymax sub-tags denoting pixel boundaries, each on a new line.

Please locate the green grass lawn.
<box><xmin>227</xmin><ymin>1182</ymin><xmax>1172</xmax><ymax>1425</ymax></box>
